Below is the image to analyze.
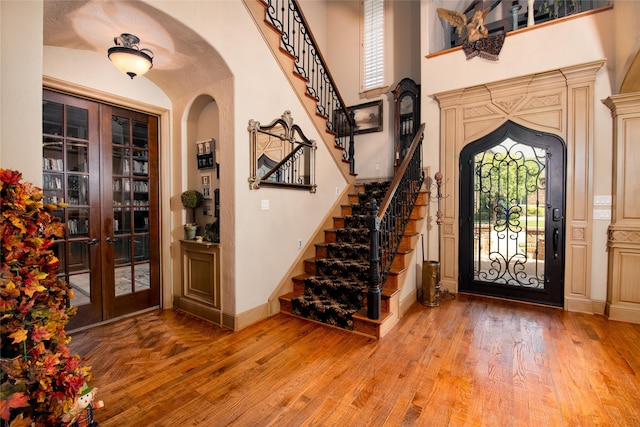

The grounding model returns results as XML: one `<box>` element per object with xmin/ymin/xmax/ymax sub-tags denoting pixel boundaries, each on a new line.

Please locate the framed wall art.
<box><xmin>196</xmin><ymin>138</ymin><xmax>216</xmax><ymax>170</ymax></box>
<box><xmin>201</xmin><ymin>173</ymin><xmax>212</xmax><ymax>199</ymax></box>
<box><xmin>333</xmin><ymin>100</ymin><xmax>383</xmax><ymax>136</ymax></box>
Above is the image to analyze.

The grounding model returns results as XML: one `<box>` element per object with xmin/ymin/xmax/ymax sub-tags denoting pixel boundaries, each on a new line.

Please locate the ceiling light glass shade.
<box><xmin>108</xmin><ymin>33</ymin><xmax>153</xmax><ymax>79</ymax></box>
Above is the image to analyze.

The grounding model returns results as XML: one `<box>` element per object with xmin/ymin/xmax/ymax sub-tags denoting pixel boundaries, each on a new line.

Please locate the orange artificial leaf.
<box><xmin>8</xmin><ymin>413</ymin><xmax>32</xmax><ymax>427</ymax></box>
<box><xmin>0</xmin><ymin>169</ymin><xmax>22</xmax><ymax>185</ymax></box>
<box><xmin>44</xmin><ymin>221</ymin><xmax>65</xmax><ymax>238</ymax></box>
<box><xmin>31</xmin><ymin>326</ymin><xmax>52</xmax><ymax>343</ymax></box>
<box><xmin>0</xmin><ymin>392</ymin><xmax>30</xmax><ymax>421</ymax></box>
<box><xmin>9</xmin><ymin>328</ymin><xmax>28</xmax><ymax>344</ymax></box>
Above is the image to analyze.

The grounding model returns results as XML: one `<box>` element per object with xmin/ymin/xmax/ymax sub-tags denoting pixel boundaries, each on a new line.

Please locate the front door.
<box><xmin>459</xmin><ymin>121</ymin><xmax>566</xmax><ymax>306</ymax></box>
<box><xmin>42</xmin><ymin>90</ymin><xmax>160</xmax><ymax>329</ymax></box>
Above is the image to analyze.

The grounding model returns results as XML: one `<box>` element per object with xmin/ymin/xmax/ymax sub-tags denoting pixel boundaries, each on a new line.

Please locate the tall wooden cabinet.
<box><xmin>604</xmin><ymin>93</ymin><xmax>640</xmax><ymax>324</ymax></box>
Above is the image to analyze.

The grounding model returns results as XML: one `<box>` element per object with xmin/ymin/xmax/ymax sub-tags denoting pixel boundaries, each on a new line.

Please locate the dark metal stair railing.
<box><xmin>367</xmin><ymin>124</ymin><xmax>426</xmax><ymax>320</ymax></box>
<box><xmin>262</xmin><ymin>0</ymin><xmax>356</xmax><ymax>173</ymax></box>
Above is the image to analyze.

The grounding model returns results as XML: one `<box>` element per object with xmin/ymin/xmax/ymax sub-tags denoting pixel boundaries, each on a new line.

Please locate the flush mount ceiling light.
<box><xmin>108</xmin><ymin>33</ymin><xmax>153</xmax><ymax>79</ymax></box>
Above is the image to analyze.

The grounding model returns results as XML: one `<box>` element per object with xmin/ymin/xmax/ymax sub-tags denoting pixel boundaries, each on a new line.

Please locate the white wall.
<box><xmin>0</xmin><ymin>1</ymin><xmax>44</xmax><ymax>184</ymax></box>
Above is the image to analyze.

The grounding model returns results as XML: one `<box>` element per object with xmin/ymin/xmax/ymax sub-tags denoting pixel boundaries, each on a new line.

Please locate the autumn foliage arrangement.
<box><xmin>0</xmin><ymin>169</ymin><xmax>92</xmax><ymax>426</ymax></box>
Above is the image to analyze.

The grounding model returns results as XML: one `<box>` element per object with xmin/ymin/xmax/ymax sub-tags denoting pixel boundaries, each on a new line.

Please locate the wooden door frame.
<box><xmin>432</xmin><ymin>60</ymin><xmax>604</xmax><ymax>313</ymax></box>
<box><xmin>43</xmin><ymin>77</ymin><xmax>173</xmax><ymax>319</ymax></box>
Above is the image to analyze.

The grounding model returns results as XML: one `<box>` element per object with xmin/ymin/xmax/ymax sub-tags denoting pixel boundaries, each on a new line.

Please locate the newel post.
<box><xmin>367</xmin><ymin>198</ymin><xmax>381</xmax><ymax>320</ymax></box>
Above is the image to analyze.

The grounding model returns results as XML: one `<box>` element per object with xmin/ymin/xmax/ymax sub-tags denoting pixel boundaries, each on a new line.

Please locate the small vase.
<box><xmin>184</xmin><ymin>224</ymin><xmax>197</xmax><ymax>240</ymax></box>
<box><xmin>527</xmin><ymin>0</ymin><xmax>535</xmax><ymax>27</ymax></box>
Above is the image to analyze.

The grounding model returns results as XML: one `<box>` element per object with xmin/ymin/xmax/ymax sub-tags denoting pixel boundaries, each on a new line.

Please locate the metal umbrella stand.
<box><xmin>418</xmin><ymin>172</ymin><xmax>444</xmax><ymax>307</ymax></box>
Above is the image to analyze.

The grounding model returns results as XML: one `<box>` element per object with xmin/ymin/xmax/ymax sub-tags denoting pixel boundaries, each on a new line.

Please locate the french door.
<box><xmin>42</xmin><ymin>89</ymin><xmax>160</xmax><ymax>329</ymax></box>
<box><xmin>459</xmin><ymin>121</ymin><xmax>566</xmax><ymax>306</ymax></box>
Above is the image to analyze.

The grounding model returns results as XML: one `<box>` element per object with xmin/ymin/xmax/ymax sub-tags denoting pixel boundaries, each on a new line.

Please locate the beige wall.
<box><xmin>0</xmin><ymin>1</ymin><xmax>44</xmax><ymax>184</ymax></box>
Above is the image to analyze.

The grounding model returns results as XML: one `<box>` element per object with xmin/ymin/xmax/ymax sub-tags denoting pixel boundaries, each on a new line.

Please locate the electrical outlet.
<box><xmin>335</xmin><ymin>187</ymin><xmax>340</xmax><ymax>195</ymax></box>
<box><xmin>375</xmin><ymin>163</ymin><xmax>380</xmax><ymax>171</ymax></box>
<box><xmin>297</xmin><ymin>239</ymin><xmax>302</xmax><ymax>249</ymax></box>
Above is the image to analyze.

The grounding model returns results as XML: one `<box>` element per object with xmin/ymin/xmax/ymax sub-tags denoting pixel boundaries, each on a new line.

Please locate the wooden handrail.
<box><xmin>376</xmin><ymin>123</ymin><xmax>425</xmax><ymax>219</ymax></box>
<box><xmin>367</xmin><ymin>124</ymin><xmax>425</xmax><ymax>320</ymax></box>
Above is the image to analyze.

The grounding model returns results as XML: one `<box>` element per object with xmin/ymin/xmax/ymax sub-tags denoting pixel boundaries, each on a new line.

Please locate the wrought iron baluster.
<box><xmin>263</xmin><ymin>0</ymin><xmax>355</xmax><ymax>171</ymax></box>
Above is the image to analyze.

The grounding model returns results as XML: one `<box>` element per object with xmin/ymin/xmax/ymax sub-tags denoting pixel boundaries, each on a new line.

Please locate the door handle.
<box><xmin>553</xmin><ymin>228</ymin><xmax>559</xmax><ymax>255</ymax></box>
<box><xmin>105</xmin><ymin>237</ymin><xmax>117</xmax><ymax>244</ymax></box>
<box><xmin>85</xmin><ymin>238</ymin><xmax>99</xmax><ymax>245</ymax></box>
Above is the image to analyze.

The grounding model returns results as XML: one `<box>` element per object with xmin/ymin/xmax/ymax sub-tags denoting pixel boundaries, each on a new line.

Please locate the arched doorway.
<box><xmin>433</xmin><ymin>61</ymin><xmax>604</xmax><ymax>312</ymax></box>
<box><xmin>459</xmin><ymin>121</ymin><xmax>566</xmax><ymax>306</ymax></box>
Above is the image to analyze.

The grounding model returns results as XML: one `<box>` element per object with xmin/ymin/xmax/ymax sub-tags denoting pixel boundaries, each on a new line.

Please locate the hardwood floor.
<box><xmin>69</xmin><ymin>294</ymin><xmax>640</xmax><ymax>426</ymax></box>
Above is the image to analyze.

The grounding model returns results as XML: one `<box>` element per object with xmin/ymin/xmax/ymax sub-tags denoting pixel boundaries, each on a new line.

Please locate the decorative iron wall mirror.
<box><xmin>392</xmin><ymin>78</ymin><xmax>420</xmax><ymax>167</ymax></box>
<box><xmin>248</xmin><ymin>110</ymin><xmax>316</xmax><ymax>192</ymax></box>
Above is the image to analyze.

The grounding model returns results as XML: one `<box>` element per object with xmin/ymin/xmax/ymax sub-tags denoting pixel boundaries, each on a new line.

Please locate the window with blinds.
<box><xmin>362</xmin><ymin>0</ymin><xmax>384</xmax><ymax>91</ymax></box>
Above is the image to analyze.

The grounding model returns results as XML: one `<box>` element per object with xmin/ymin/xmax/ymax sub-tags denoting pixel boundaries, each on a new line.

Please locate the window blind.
<box><xmin>362</xmin><ymin>0</ymin><xmax>384</xmax><ymax>90</ymax></box>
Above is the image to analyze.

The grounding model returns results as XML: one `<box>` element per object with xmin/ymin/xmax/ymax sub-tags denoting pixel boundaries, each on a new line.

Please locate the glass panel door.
<box><xmin>103</xmin><ymin>106</ymin><xmax>159</xmax><ymax>319</ymax></box>
<box><xmin>472</xmin><ymin>139</ymin><xmax>546</xmax><ymax>287</ymax></box>
<box><xmin>459</xmin><ymin>121</ymin><xmax>566</xmax><ymax>306</ymax></box>
<box><xmin>43</xmin><ymin>89</ymin><xmax>160</xmax><ymax>329</ymax></box>
<box><xmin>43</xmin><ymin>90</ymin><xmax>102</xmax><ymax>328</ymax></box>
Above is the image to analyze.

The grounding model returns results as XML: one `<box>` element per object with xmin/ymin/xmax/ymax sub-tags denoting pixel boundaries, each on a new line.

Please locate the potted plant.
<box><xmin>0</xmin><ymin>169</ymin><xmax>93</xmax><ymax>426</ymax></box>
<box><xmin>180</xmin><ymin>189</ymin><xmax>204</xmax><ymax>240</ymax></box>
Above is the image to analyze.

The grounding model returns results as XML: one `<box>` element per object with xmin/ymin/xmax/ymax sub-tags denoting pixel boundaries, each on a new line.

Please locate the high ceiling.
<box><xmin>43</xmin><ymin>0</ymin><xmax>232</xmax><ymax>99</ymax></box>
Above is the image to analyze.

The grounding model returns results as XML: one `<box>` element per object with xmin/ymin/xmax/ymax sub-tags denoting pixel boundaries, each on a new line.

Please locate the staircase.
<box><xmin>279</xmin><ymin>182</ymin><xmax>428</xmax><ymax>338</ymax></box>
<box><xmin>247</xmin><ymin>0</ymin><xmax>429</xmax><ymax>338</ymax></box>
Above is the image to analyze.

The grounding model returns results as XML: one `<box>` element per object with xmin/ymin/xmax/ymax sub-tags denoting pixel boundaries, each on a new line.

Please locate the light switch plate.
<box><xmin>261</xmin><ymin>199</ymin><xmax>269</xmax><ymax>210</ymax></box>
<box><xmin>594</xmin><ymin>195</ymin><xmax>612</xmax><ymax>206</ymax></box>
<box><xmin>593</xmin><ymin>209</ymin><xmax>611</xmax><ymax>220</ymax></box>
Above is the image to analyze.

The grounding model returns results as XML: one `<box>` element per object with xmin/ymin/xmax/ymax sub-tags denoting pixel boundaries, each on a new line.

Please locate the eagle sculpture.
<box><xmin>437</xmin><ymin>7</ymin><xmax>505</xmax><ymax>61</ymax></box>
<box><xmin>437</xmin><ymin>8</ymin><xmax>489</xmax><ymax>43</ymax></box>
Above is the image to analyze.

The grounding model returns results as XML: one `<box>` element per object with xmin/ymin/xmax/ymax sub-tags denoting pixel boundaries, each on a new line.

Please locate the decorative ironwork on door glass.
<box><xmin>472</xmin><ymin>138</ymin><xmax>547</xmax><ymax>289</ymax></box>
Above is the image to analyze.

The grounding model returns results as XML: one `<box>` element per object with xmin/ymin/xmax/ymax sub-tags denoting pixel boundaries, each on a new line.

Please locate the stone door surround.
<box><xmin>433</xmin><ymin>60</ymin><xmax>605</xmax><ymax>313</ymax></box>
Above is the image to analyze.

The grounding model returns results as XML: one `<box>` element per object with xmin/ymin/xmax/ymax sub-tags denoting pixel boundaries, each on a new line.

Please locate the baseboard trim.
<box><xmin>565</xmin><ymin>296</ymin><xmax>605</xmax><ymax>315</ymax></box>
<box><xmin>234</xmin><ymin>303</ymin><xmax>270</xmax><ymax>331</ymax></box>
<box><xmin>605</xmin><ymin>303</ymin><xmax>640</xmax><ymax>324</ymax></box>
<box><xmin>174</xmin><ymin>297</ymin><xmax>223</xmax><ymax>327</ymax></box>
<box><xmin>399</xmin><ymin>288</ymin><xmax>417</xmax><ymax>317</ymax></box>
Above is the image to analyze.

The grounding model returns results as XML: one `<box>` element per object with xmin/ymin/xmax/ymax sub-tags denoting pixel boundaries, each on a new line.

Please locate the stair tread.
<box><xmin>283</xmin><ymin>177</ymin><xmax>421</xmax><ymax>337</ymax></box>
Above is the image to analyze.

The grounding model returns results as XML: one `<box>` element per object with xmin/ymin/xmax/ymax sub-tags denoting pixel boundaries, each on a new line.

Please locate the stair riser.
<box><xmin>314</xmin><ymin>244</ymin><xmax>327</xmax><ymax>258</ymax></box>
<box><xmin>315</xmin><ymin>263</ymin><xmax>368</xmax><ymax>282</ymax></box>
<box><xmin>340</xmin><ymin>206</ymin><xmax>353</xmax><ymax>216</ymax></box>
<box><xmin>303</xmin><ymin>280</ymin><xmax>364</xmax><ymax>307</ymax></box>
<box><xmin>326</xmin><ymin>243</ymin><xmax>370</xmax><ymax>263</ymax></box>
<box><xmin>335</xmin><ymin>228</ymin><xmax>370</xmax><ymax>245</ymax></box>
<box><xmin>324</xmin><ymin>230</ymin><xmax>337</xmax><ymax>243</ymax></box>
<box><xmin>304</xmin><ymin>259</ymin><xmax>317</xmax><ymax>275</ymax></box>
